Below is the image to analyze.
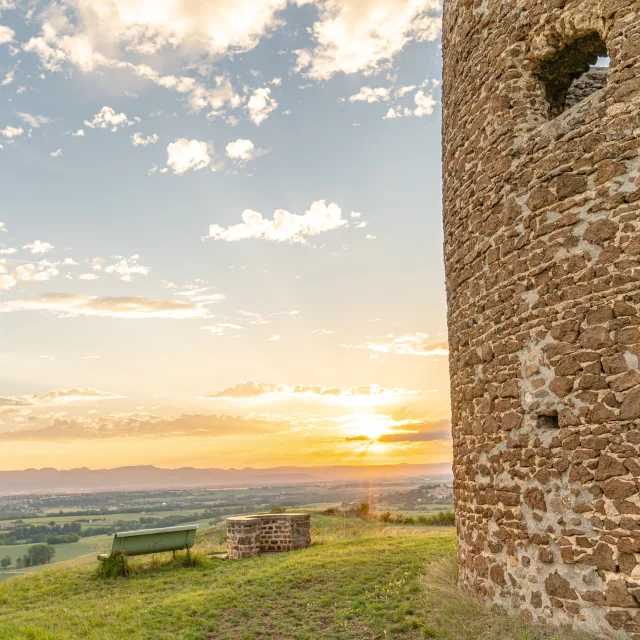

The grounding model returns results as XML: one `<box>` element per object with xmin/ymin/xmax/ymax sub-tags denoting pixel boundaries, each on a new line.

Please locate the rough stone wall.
<box><xmin>291</xmin><ymin>516</ymin><xmax>312</xmax><ymax>550</ymax></box>
<box><xmin>226</xmin><ymin>514</ymin><xmax>311</xmax><ymax>558</ymax></box>
<box><xmin>259</xmin><ymin>516</ymin><xmax>294</xmax><ymax>552</ymax></box>
<box><xmin>226</xmin><ymin>517</ymin><xmax>262</xmax><ymax>559</ymax></box>
<box><xmin>566</xmin><ymin>67</ymin><xmax>610</xmax><ymax>110</ymax></box>
<box><xmin>442</xmin><ymin>0</ymin><xmax>640</xmax><ymax>637</ymax></box>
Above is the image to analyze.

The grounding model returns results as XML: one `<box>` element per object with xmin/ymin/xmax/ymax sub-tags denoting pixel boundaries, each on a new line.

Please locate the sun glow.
<box><xmin>343</xmin><ymin>413</ymin><xmax>398</xmax><ymax>440</ymax></box>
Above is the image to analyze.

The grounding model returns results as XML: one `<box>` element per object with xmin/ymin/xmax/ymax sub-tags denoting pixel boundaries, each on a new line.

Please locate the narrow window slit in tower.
<box><xmin>535</xmin><ymin>412</ymin><xmax>559</xmax><ymax>430</ymax></box>
<box><xmin>534</xmin><ymin>32</ymin><xmax>609</xmax><ymax>118</ymax></box>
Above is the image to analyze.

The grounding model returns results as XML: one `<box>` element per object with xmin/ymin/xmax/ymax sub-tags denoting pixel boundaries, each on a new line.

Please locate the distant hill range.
<box><xmin>0</xmin><ymin>463</ymin><xmax>452</xmax><ymax>494</ymax></box>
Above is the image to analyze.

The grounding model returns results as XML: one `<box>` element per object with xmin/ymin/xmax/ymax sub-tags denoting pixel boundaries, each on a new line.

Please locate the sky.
<box><xmin>0</xmin><ymin>0</ymin><xmax>450</xmax><ymax>472</ymax></box>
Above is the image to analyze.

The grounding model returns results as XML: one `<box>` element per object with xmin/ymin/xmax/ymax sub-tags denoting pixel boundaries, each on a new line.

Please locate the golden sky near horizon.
<box><xmin>0</xmin><ymin>0</ymin><xmax>450</xmax><ymax>471</ymax></box>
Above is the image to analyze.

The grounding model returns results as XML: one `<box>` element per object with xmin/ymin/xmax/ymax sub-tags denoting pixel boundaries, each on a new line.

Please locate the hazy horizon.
<box><xmin>0</xmin><ymin>0</ymin><xmax>450</xmax><ymax>471</ymax></box>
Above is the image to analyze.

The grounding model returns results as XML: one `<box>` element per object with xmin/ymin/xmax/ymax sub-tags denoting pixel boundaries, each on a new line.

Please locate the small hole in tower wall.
<box><xmin>535</xmin><ymin>413</ymin><xmax>559</xmax><ymax>430</ymax></box>
<box><xmin>534</xmin><ymin>32</ymin><xmax>609</xmax><ymax>118</ymax></box>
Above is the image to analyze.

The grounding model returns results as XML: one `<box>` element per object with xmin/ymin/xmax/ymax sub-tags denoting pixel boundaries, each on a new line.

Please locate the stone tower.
<box><xmin>442</xmin><ymin>0</ymin><xmax>640</xmax><ymax>637</ymax></box>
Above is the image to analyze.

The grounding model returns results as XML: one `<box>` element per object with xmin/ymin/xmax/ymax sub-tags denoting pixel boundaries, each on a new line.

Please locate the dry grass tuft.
<box><xmin>420</xmin><ymin>557</ymin><xmax>598</xmax><ymax>640</ymax></box>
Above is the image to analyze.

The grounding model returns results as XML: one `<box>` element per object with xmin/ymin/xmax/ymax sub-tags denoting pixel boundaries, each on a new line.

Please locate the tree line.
<box><xmin>0</xmin><ymin>510</ymin><xmax>222</xmax><ymax>546</ymax></box>
<box><xmin>1</xmin><ymin>544</ymin><xmax>55</xmax><ymax>569</ymax></box>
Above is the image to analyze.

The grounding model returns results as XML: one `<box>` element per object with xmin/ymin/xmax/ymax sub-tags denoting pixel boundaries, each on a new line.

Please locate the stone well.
<box><xmin>226</xmin><ymin>513</ymin><xmax>311</xmax><ymax>559</ymax></box>
<box><xmin>443</xmin><ymin>0</ymin><xmax>640</xmax><ymax>637</ymax></box>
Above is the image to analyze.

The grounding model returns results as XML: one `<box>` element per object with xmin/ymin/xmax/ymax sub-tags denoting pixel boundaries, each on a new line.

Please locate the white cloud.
<box><xmin>23</xmin><ymin>240</ymin><xmax>55</xmax><ymax>255</ymax></box>
<box><xmin>1</xmin><ymin>125</ymin><xmax>23</xmax><ymax>138</ymax></box>
<box><xmin>383</xmin><ymin>90</ymin><xmax>437</xmax><ymax>119</ymax></box>
<box><xmin>0</xmin><ymin>222</ymin><xmax>6</xmax><ymax>232</ymax></box>
<box><xmin>1</xmin><ymin>70</ymin><xmax>14</xmax><ymax>86</ymax></box>
<box><xmin>268</xmin><ymin>334</ymin><xmax>280</xmax><ymax>341</ymax></box>
<box><xmin>203</xmin><ymin>200</ymin><xmax>351</xmax><ymax>244</ymax></box>
<box><xmin>72</xmin><ymin>128</ymin><xmax>85</xmax><ymax>137</ymax></box>
<box><xmin>206</xmin><ymin>381</ymin><xmax>423</xmax><ymax>400</ymax></box>
<box><xmin>0</xmin><ymin>259</ymin><xmax>61</xmax><ymax>290</ymax></box>
<box><xmin>20</xmin><ymin>7</ymin><xmax>245</xmax><ymax>117</ymax></box>
<box><xmin>413</xmin><ymin>89</ymin><xmax>436</xmax><ymax>117</ymax></box>
<box><xmin>22</xmin><ymin>36</ymin><xmax>66</xmax><ymax>71</ymax></box>
<box><xmin>39</xmin><ymin>0</ymin><xmax>289</xmax><ymax>59</ymax></box>
<box><xmin>296</xmin><ymin>0</ymin><xmax>441</xmax><ymax>79</ymax></box>
<box><xmin>79</xmin><ymin>273</ymin><xmax>99</xmax><ymax>281</ymax></box>
<box><xmin>166</xmin><ymin>138</ymin><xmax>212</xmax><ymax>175</ymax></box>
<box><xmin>348</xmin><ymin>87</ymin><xmax>391</xmax><ymax>103</ymax></box>
<box><xmin>225</xmin><ymin>138</ymin><xmax>261</xmax><ymax>162</ymax></box>
<box><xmin>238</xmin><ymin>310</ymin><xmax>267</xmax><ymax>325</ymax></box>
<box><xmin>0</xmin><ymin>388</ymin><xmax>123</xmax><ymax>408</ymax></box>
<box><xmin>174</xmin><ymin>286</ymin><xmax>225</xmax><ymax>304</ymax></box>
<box><xmin>105</xmin><ymin>255</ymin><xmax>151</xmax><ymax>282</ymax></box>
<box><xmin>395</xmin><ymin>85</ymin><xmax>416</xmax><ymax>97</ymax></box>
<box><xmin>0</xmin><ymin>293</ymin><xmax>212</xmax><ymax>319</ymax></box>
<box><xmin>84</xmin><ymin>106</ymin><xmax>139</xmax><ymax>131</ymax></box>
<box><xmin>202</xmin><ymin>322</ymin><xmax>243</xmax><ymax>337</ymax></box>
<box><xmin>342</xmin><ymin>334</ymin><xmax>449</xmax><ymax>357</ymax></box>
<box><xmin>269</xmin><ymin>310</ymin><xmax>299</xmax><ymax>317</ymax></box>
<box><xmin>131</xmin><ymin>132</ymin><xmax>159</xmax><ymax>146</ymax></box>
<box><xmin>17</xmin><ymin>112</ymin><xmax>52</xmax><ymax>128</ymax></box>
<box><xmin>50</xmin><ymin>148</ymin><xmax>63</xmax><ymax>157</ymax></box>
<box><xmin>91</xmin><ymin>257</ymin><xmax>105</xmax><ymax>271</ymax></box>
<box><xmin>0</xmin><ymin>411</ymin><xmax>287</xmax><ymax>441</ymax></box>
<box><xmin>0</xmin><ymin>24</ymin><xmax>14</xmax><ymax>45</ymax></box>
<box><xmin>247</xmin><ymin>87</ymin><xmax>277</xmax><ymax>125</ymax></box>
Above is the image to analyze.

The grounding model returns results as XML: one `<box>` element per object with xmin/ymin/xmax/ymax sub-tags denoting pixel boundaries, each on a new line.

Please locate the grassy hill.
<box><xmin>0</xmin><ymin>516</ymin><xmax>594</xmax><ymax>640</ymax></box>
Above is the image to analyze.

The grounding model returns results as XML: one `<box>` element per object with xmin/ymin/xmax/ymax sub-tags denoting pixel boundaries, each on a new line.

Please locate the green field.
<box><xmin>0</xmin><ymin>516</ymin><xmax>595</xmax><ymax>640</ymax></box>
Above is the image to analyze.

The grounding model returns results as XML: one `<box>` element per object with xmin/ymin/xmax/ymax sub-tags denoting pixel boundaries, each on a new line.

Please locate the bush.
<box><xmin>269</xmin><ymin>505</ymin><xmax>287</xmax><ymax>514</ymax></box>
<box><xmin>97</xmin><ymin>552</ymin><xmax>128</xmax><ymax>579</ymax></box>
<box><xmin>421</xmin><ymin>511</ymin><xmax>455</xmax><ymax>526</ymax></box>
<box><xmin>46</xmin><ymin>534</ymin><xmax>80</xmax><ymax>545</ymax></box>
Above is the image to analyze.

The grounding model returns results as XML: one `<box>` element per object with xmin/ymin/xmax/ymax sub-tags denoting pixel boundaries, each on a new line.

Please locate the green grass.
<box><xmin>0</xmin><ymin>517</ymin><xmax>596</xmax><ymax>640</ymax></box>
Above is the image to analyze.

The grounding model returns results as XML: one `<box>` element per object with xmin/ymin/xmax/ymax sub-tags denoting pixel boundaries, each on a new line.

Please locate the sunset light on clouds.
<box><xmin>0</xmin><ymin>0</ymin><xmax>448</xmax><ymax>472</ymax></box>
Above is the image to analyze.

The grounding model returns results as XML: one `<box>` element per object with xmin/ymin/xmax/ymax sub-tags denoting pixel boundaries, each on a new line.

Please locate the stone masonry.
<box><xmin>226</xmin><ymin>514</ymin><xmax>311</xmax><ymax>559</ymax></box>
<box><xmin>442</xmin><ymin>0</ymin><xmax>640</xmax><ymax>637</ymax></box>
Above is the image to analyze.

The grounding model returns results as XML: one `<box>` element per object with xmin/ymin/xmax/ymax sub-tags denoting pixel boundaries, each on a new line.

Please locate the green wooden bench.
<box><xmin>99</xmin><ymin>524</ymin><xmax>199</xmax><ymax>575</ymax></box>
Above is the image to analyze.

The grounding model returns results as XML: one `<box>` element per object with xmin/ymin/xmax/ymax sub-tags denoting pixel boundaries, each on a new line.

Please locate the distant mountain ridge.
<box><xmin>0</xmin><ymin>463</ymin><xmax>452</xmax><ymax>494</ymax></box>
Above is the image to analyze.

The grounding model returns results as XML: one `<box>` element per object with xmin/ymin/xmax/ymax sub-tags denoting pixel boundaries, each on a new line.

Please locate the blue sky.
<box><xmin>0</xmin><ymin>0</ymin><xmax>450</xmax><ymax>470</ymax></box>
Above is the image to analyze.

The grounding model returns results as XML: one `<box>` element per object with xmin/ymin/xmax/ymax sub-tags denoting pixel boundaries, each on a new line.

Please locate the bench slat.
<box><xmin>110</xmin><ymin>524</ymin><xmax>199</xmax><ymax>556</ymax></box>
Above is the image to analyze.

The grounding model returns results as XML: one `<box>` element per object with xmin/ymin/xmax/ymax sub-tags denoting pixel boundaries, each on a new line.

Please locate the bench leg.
<box><xmin>122</xmin><ymin>555</ymin><xmax>128</xmax><ymax>578</ymax></box>
<box><xmin>186</xmin><ymin>547</ymin><xmax>193</xmax><ymax>568</ymax></box>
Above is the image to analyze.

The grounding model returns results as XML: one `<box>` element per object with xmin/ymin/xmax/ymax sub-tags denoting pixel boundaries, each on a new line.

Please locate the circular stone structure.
<box><xmin>442</xmin><ymin>0</ymin><xmax>640</xmax><ymax>637</ymax></box>
<box><xmin>226</xmin><ymin>514</ymin><xmax>311</xmax><ymax>559</ymax></box>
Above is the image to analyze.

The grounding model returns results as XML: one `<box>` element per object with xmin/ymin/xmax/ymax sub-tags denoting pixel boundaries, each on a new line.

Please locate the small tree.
<box><xmin>0</xmin><ymin>556</ymin><xmax>11</xmax><ymax>569</ymax></box>
<box><xmin>355</xmin><ymin>502</ymin><xmax>370</xmax><ymax>520</ymax></box>
<box><xmin>27</xmin><ymin>544</ymin><xmax>55</xmax><ymax>566</ymax></box>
